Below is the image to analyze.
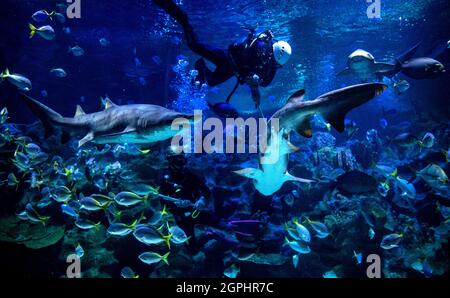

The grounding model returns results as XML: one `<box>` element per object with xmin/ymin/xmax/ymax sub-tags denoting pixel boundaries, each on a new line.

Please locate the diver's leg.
<box><xmin>195</xmin><ymin>58</ymin><xmax>234</xmax><ymax>87</ymax></box>
<box><xmin>153</xmin><ymin>0</ymin><xmax>230</xmax><ymax>67</ymax></box>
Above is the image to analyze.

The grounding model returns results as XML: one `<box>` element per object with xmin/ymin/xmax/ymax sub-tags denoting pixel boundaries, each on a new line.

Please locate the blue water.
<box><xmin>0</xmin><ymin>0</ymin><xmax>449</xmax><ymax>278</ymax></box>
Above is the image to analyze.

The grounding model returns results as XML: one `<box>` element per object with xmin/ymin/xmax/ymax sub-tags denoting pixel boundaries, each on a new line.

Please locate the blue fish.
<box><xmin>353</xmin><ymin>251</ymin><xmax>362</xmax><ymax>264</ymax></box>
<box><xmin>32</xmin><ymin>10</ymin><xmax>55</xmax><ymax>22</ymax></box>
<box><xmin>61</xmin><ymin>204</ymin><xmax>79</xmax><ymax>218</ymax></box>
<box><xmin>75</xmin><ymin>244</ymin><xmax>84</xmax><ymax>258</ymax></box>
<box><xmin>121</xmin><ymin>267</ymin><xmax>139</xmax><ymax>278</ymax></box>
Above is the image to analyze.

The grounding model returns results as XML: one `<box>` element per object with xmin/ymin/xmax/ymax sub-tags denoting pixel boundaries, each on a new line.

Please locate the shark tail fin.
<box><xmin>19</xmin><ymin>93</ymin><xmax>63</xmax><ymax>138</ymax></box>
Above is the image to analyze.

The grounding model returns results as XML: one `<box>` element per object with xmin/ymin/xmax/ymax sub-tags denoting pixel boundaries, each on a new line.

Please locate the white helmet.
<box><xmin>273</xmin><ymin>41</ymin><xmax>292</xmax><ymax>65</ymax></box>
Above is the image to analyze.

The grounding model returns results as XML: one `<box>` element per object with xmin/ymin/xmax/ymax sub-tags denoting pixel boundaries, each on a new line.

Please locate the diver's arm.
<box><xmin>249</xmin><ymin>80</ymin><xmax>261</xmax><ymax>108</ymax></box>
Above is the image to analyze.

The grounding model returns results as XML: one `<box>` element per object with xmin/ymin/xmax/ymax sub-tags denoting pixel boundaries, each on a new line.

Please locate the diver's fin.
<box><xmin>233</xmin><ymin>168</ymin><xmax>262</xmax><ymax>180</ymax></box>
<box><xmin>74</xmin><ymin>105</ymin><xmax>86</xmax><ymax>117</ymax></box>
<box><xmin>337</xmin><ymin>68</ymin><xmax>351</xmax><ymax>77</ymax></box>
<box><xmin>284</xmin><ymin>172</ymin><xmax>315</xmax><ymax>184</ymax></box>
<box><xmin>19</xmin><ymin>93</ymin><xmax>63</xmax><ymax>138</ymax></box>
<box><xmin>104</xmin><ymin>99</ymin><xmax>117</xmax><ymax>109</ymax></box>
<box><xmin>295</xmin><ymin>116</ymin><xmax>313</xmax><ymax>138</ymax></box>
<box><xmin>287</xmin><ymin>89</ymin><xmax>305</xmax><ymax>104</ymax></box>
<box><xmin>78</xmin><ymin>131</ymin><xmax>94</xmax><ymax>147</ymax></box>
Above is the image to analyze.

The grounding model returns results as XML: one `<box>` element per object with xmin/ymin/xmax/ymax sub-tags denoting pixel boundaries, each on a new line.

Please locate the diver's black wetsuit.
<box><xmin>153</xmin><ymin>0</ymin><xmax>280</xmax><ymax>106</ymax></box>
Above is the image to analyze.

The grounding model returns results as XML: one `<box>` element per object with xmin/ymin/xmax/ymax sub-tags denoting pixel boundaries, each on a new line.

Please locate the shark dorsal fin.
<box><xmin>75</xmin><ymin>105</ymin><xmax>85</xmax><ymax>117</ymax></box>
<box><xmin>287</xmin><ymin>89</ymin><xmax>306</xmax><ymax>104</ymax></box>
<box><xmin>104</xmin><ymin>99</ymin><xmax>117</xmax><ymax>110</ymax></box>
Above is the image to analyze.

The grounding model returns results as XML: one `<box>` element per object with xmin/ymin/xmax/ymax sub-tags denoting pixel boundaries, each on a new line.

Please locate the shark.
<box><xmin>337</xmin><ymin>49</ymin><xmax>396</xmax><ymax>82</ymax></box>
<box><xmin>337</xmin><ymin>43</ymin><xmax>426</xmax><ymax>82</ymax></box>
<box><xmin>19</xmin><ymin>93</ymin><xmax>194</xmax><ymax>147</ymax></box>
<box><xmin>234</xmin><ymin>83</ymin><xmax>388</xmax><ymax>196</ymax></box>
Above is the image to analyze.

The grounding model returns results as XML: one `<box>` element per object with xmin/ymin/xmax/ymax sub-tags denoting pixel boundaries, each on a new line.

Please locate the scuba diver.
<box><xmin>153</xmin><ymin>0</ymin><xmax>292</xmax><ymax>117</ymax></box>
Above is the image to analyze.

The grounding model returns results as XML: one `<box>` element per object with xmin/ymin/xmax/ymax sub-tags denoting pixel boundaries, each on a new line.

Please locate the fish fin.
<box><xmin>97</xmin><ymin>127</ymin><xmax>137</xmax><ymax>138</ymax></box>
<box><xmin>295</xmin><ymin>117</ymin><xmax>313</xmax><ymax>138</ymax></box>
<box><xmin>78</xmin><ymin>132</ymin><xmax>94</xmax><ymax>147</ymax></box>
<box><xmin>374</xmin><ymin>62</ymin><xmax>397</xmax><ymax>73</ymax></box>
<box><xmin>321</xmin><ymin>83</ymin><xmax>387</xmax><ymax>133</ymax></box>
<box><xmin>74</xmin><ymin>105</ymin><xmax>86</xmax><ymax>117</ymax></box>
<box><xmin>161</xmin><ymin>252</ymin><xmax>170</xmax><ymax>266</ymax></box>
<box><xmin>233</xmin><ymin>168</ymin><xmax>262</xmax><ymax>179</ymax></box>
<box><xmin>285</xmin><ymin>140</ymin><xmax>300</xmax><ymax>154</ymax></box>
<box><xmin>337</xmin><ymin>68</ymin><xmax>351</xmax><ymax>76</ymax></box>
<box><xmin>1</xmin><ymin>68</ymin><xmax>10</xmax><ymax>79</ymax></box>
<box><xmin>285</xmin><ymin>172</ymin><xmax>315</xmax><ymax>184</ymax></box>
<box><xmin>390</xmin><ymin>168</ymin><xmax>398</xmax><ymax>178</ymax></box>
<box><xmin>29</xmin><ymin>24</ymin><xmax>37</xmax><ymax>38</ymax></box>
<box><xmin>287</xmin><ymin>89</ymin><xmax>305</xmax><ymax>104</ymax></box>
<box><xmin>324</xmin><ymin>110</ymin><xmax>346</xmax><ymax>132</ymax></box>
<box><xmin>397</xmin><ymin>41</ymin><xmax>421</xmax><ymax>63</ymax></box>
<box><xmin>105</xmin><ymin>99</ymin><xmax>117</xmax><ymax>109</ymax></box>
<box><xmin>19</xmin><ymin>93</ymin><xmax>62</xmax><ymax>138</ymax></box>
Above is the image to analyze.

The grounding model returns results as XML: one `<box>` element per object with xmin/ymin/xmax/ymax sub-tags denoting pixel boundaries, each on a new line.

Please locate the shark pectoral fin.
<box><xmin>287</xmin><ymin>89</ymin><xmax>306</xmax><ymax>104</ymax></box>
<box><xmin>78</xmin><ymin>132</ymin><xmax>94</xmax><ymax>147</ymax></box>
<box><xmin>295</xmin><ymin>117</ymin><xmax>313</xmax><ymax>138</ymax></box>
<box><xmin>285</xmin><ymin>172</ymin><xmax>315</xmax><ymax>184</ymax></box>
<box><xmin>75</xmin><ymin>105</ymin><xmax>86</xmax><ymax>117</ymax></box>
<box><xmin>374</xmin><ymin>62</ymin><xmax>397</xmax><ymax>73</ymax></box>
<box><xmin>233</xmin><ymin>168</ymin><xmax>262</xmax><ymax>180</ymax></box>
<box><xmin>324</xmin><ymin>111</ymin><xmax>346</xmax><ymax>133</ymax></box>
<box><xmin>337</xmin><ymin>68</ymin><xmax>351</xmax><ymax>76</ymax></box>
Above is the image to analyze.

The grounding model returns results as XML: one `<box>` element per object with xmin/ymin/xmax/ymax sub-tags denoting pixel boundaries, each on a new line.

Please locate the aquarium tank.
<box><xmin>0</xmin><ymin>0</ymin><xmax>449</xmax><ymax>284</ymax></box>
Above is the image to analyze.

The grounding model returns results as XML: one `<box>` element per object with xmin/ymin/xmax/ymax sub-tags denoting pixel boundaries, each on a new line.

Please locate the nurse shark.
<box><xmin>234</xmin><ymin>83</ymin><xmax>388</xmax><ymax>196</ymax></box>
<box><xmin>19</xmin><ymin>93</ymin><xmax>194</xmax><ymax>147</ymax></box>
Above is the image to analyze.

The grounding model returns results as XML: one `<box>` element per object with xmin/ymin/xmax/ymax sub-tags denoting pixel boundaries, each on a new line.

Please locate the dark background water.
<box><xmin>0</xmin><ymin>0</ymin><xmax>449</xmax><ymax>131</ymax></box>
